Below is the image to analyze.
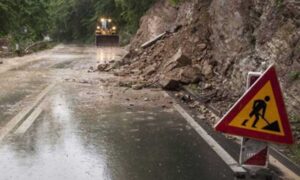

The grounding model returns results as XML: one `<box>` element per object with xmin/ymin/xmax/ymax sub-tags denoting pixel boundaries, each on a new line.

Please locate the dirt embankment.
<box><xmin>119</xmin><ymin>0</ymin><xmax>299</xmax><ymax>115</ymax></box>
<box><xmin>98</xmin><ymin>0</ymin><xmax>300</xmax><ymax>162</ymax></box>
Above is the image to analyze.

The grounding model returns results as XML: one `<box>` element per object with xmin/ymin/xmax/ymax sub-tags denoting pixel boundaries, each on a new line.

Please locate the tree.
<box><xmin>0</xmin><ymin>0</ymin><xmax>51</xmax><ymax>43</ymax></box>
<box><xmin>1</xmin><ymin>0</ymin><xmax>157</xmax><ymax>43</ymax></box>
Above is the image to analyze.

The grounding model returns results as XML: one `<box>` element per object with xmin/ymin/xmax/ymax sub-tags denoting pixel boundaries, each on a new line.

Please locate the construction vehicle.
<box><xmin>95</xmin><ymin>17</ymin><xmax>119</xmax><ymax>47</ymax></box>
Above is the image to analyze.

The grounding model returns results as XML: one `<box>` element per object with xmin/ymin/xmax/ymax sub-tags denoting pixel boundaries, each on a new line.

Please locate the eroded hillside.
<box><xmin>109</xmin><ymin>0</ymin><xmax>300</xmax><ymax>162</ymax></box>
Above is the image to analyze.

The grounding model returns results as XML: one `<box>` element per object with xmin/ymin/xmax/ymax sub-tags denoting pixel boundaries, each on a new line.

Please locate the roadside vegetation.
<box><xmin>0</xmin><ymin>0</ymin><xmax>157</xmax><ymax>51</ymax></box>
<box><xmin>0</xmin><ymin>0</ymin><xmax>50</xmax><ymax>54</ymax></box>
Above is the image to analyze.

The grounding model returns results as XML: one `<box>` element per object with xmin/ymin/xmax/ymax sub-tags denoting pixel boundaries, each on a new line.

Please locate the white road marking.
<box><xmin>172</xmin><ymin>102</ymin><xmax>247</xmax><ymax>174</ymax></box>
<box><xmin>236</xmin><ymin>140</ymin><xmax>299</xmax><ymax>179</ymax></box>
<box><xmin>167</xmin><ymin>90</ymin><xmax>299</xmax><ymax>179</ymax></box>
<box><xmin>14</xmin><ymin>100</ymin><xmax>46</xmax><ymax>134</ymax></box>
<box><xmin>171</xmin><ymin>99</ymin><xmax>247</xmax><ymax>175</ymax></box>
<box><xmin>0</xmin><ymin>83</ymin><xmax>55</xmax><ymax>142</ymax></box>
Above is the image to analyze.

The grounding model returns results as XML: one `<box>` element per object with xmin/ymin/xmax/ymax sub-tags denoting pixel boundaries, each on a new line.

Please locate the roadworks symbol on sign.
<box><xmin>214</xmin><ymin>65</ymin><xmax>293</xmax><ymax>144</ymax></box>
<box><xmin>230</xmin><ymin>81</ymin><xmax>282</xmax><ymax>135</ymax></box>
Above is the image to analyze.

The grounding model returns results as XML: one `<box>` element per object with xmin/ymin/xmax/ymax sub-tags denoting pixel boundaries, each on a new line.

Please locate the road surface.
<box><xmin>0</xmin><ymin>45</ymin><xmax>239</xmax><ymax>180</ymax></box>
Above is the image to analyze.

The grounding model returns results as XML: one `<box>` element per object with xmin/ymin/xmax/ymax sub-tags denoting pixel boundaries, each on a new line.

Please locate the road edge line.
<box><xmin>0</xmin><ymin>83</ymin><xmax>55</xmax><ymax>142</ymax></box>
<box><xmin>183</xmin><ymin>85</ymin><xmax>300</xmax><ymax>178</ymax></box>
<box><xmin>166</xmin><ymin>92</ymin><xmax>247</xmax><ymax>177</ymax></box>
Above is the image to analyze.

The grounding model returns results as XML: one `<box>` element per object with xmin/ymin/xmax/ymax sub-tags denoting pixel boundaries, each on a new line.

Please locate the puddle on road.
<box><xmin>96</xmin><ymin>47</ymin><xmax>124</xmax><ymax>64</ymax></box>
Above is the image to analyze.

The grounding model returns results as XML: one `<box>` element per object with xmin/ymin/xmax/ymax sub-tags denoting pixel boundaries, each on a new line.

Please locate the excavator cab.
<box><xmin>95</xmin><ymin>17</ymin><xmax>119</xmax><ymax>47</ymax></box>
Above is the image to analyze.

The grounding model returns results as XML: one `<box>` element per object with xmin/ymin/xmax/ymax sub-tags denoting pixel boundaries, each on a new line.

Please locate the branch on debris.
<box><xmin>141</xmin><ymin>32</ymin><xmax>168</xmax><ymax>49</ymax></box>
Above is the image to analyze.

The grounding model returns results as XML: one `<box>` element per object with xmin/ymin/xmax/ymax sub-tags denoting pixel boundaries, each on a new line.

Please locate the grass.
<box><xmin>289</xmin><ymin>145</ymin><xmax>300</xmax><ymax>164</ymax></box>
<box><xmin>288</xmin><ymin>113</ymin><xmax>300</xmax><ymax>164</ymax></box>
<box><xmin>290</xmin><ymin>114</ymin><xmax>300</xmax><ymax>123</ymax></box>
<box><xmin>288</xmin><ymin>71</ymin><xmax>300</xmax><ymax>81</ymax></box>
<box><xmin>188</xmin><ymin>83</ymin><xmax>199</xmax><ymax>91</ymax></box>
<box><xmin>275</xmin><ymin>0</ymin><xmax>284</xmax><ymax>8</ymax></box>
<box><xmin>169</xmin><ymin>0</ymin><xmax>181</xmax><ymax>6</ymax></box>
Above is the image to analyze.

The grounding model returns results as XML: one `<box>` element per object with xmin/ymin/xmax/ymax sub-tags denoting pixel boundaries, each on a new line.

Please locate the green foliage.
<box><xmin>115</xmin><ymin>0</ymin><xmax>157</xmax><ymax>34</ymax></box>
<box><xmin>0</xmin><ymin>0</ymin><xmax>50</xmax><ymax>42</ymax></box>
<box><xmin>289</xmin><ymin>144</ymin><xmax>300</xmax><ymax>164</ymax></box>
<box><xmin>290</xmin><ymin>114</ymin><xmax>300</xmax><ymax>123</ymax></box>
<box><xmin>0</xmin><ymin>0</ymin><xmax>157</xmax><ymax>44</ymax></box>
<box><xmin>48</xmin><ymin>0</ymin><xmax>156</xmax><ymax>43</ymax></box>
<box><xmin>288</xmin><ymin>71</ymin><xmax>300</xmax><ymax>81</ymax></box>
<box><xmin>49</xmin><ymin>0</ymin><xmax>94</xmax><ymax>42</ymax></box>
<box><xmin>168</xmin><ymin>0</ymin><xmax>181</xmax><ymax>5</ymax></box>
<box><xmin>275</xmin><ymin>0</ymin><xmax>284</xmax><ymax>8</ymax></box>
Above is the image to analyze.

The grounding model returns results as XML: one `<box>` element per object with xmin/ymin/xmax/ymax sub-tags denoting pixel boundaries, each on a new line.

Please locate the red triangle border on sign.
<box><xmin>214</xmin><ymin>65</ymin><xmax>293</xmax><ymax>144</ymax></box>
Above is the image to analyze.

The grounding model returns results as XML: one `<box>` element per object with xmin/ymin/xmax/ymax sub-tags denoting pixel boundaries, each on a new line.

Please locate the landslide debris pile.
<box><xmin>100</xmin><ymin>0</ymin><xmax>300</xmax><ymax>153</ymax></box>
<box><xmin>113</xmin><ymin>0</ymin><xmax>213</xmax><ymax>90</ymax></box>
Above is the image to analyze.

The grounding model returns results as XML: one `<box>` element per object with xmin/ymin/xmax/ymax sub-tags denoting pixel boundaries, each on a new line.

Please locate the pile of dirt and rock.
<box><xmin>99</xmin><ymin>0</ymin><xmax>300</xmax><ymax>162</ymax></box>
<box><xmin>103</xmin><ymin>0</ymin><xmax>213</xmax><ymax>90</ymax></box>
<box><xmin>98</xmin><ymin>0</ymin><xmax>299</xmax><ymax>117</ymax></box>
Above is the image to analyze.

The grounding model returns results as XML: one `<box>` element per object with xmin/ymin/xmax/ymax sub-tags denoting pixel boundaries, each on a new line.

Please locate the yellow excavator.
<box><xmin>95</xmin><ymin>17</ymin><xmax>119</xmax><ymax>47</ymax></box>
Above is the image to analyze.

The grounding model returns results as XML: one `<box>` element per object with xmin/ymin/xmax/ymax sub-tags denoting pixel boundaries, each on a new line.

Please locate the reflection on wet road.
<box><xmin>0</xmin><ymin>45</ymin><xmax>233</xmax><ymax>180</ymax></box>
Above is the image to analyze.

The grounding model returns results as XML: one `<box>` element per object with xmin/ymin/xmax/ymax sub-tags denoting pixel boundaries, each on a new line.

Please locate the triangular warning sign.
<box><xmin>214</xmin><ymin>65</ymin><xmax>293</xmax><ymax>144</ymax></box>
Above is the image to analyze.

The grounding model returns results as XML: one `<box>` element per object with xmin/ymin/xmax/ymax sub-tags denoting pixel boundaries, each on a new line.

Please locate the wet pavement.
<box><xmin>0</xmin><ymin>45</ymin><xmax>234</xmax><ymax>180</ymax></box>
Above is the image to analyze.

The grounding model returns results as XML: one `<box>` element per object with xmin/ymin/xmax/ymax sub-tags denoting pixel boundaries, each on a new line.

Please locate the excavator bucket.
<box><xmin>96</xmin><ymin>35</ymin><xmax>119</xmax><ymax>47</ymax></box>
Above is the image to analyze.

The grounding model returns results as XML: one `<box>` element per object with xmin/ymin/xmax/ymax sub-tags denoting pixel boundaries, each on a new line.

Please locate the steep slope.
<box><xmin>114</xmin><ymin>0</ymin><xmax>300</xmax><ymax>162</ymax></box>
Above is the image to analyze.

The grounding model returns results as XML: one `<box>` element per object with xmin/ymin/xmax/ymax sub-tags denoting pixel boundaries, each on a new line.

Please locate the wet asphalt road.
<box><xmin>0</xmin><ymin>45</ymin><xmax>234</xmax><ymax>180</ymax></box>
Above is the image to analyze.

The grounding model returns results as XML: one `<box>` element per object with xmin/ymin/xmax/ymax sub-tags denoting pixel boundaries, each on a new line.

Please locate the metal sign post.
<box><xmin>215</xmin><ymin>65</ymin><xmax>294</xmax><ymax>179</ymax></box>
<box><xmin>240</xmin><ymin>138</ymin><xmax>269</xmax><ymax>168</ymax></box>
<box><xmin>214</xmin><ymin>65</ymin><xmax>293</xmax><ymax>144</ymax></box>
<box><xmin>240</xmin><ymin>72</ymin><xmax>270</xmax><ymax>178</ymax></box>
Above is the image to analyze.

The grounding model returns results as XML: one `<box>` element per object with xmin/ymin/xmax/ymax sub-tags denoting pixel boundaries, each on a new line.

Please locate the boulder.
<box><xmin>201</xmin><ymin>61</ymin><xmax>213</xmax><ymax>78</ymax></box>
<box><xmin>198</xmin><ymin>43</ymin><xmax>207</xmax><ymax>51</ymax></box>
<box><xmin>107</xmin><ymin>60</ymin><xmax>123</xmax><ymax>71</ymax></box>
<box><xmin>132</xmin><ymin>84</ymin><xmax>144</xmax><ymax>90</ymax></box>
<box><xmin>97</xmin><ymin>64</ymin><xmax>109</xmax><ymax>71</ymax></box>
<box><xmin>163</xmin><ymin>49</ymin><xmax>192</xmax><ymax>72</ymax></box>
<box><xmin>118</xmin><ymin>81</ymin><xmax>132</xmax><ymax>87</ymax></box>
<box><xmin>143</xmin><ymin>64</ymin><xmax>157</xmax><ymax>76</ymax></box>
<box><xmin>109</xmin><ymin>60</ymin><xmax>115</xmax><ymax>64</ymax></box>
<box><xmin>123</xmin><ymin>51</ymin><xmax>132</xmax><ymax>59</ymax></box>
<box><xmin>179</xmin><ymin>66</ymin><xmax>202</xmax><ymax>84</ymax></box>
<box><xmin>113</xmin><ymin>70</ymin><xmax>129</xmax><ymax>77</ymax></box>
<box><xmin>203</xmin><ymin>83</ymin><xmax>213</xmax><ymax>90</ymax></box>
<box><xmin>159</xmin><ymin>78</ymin><xmax>180</xmax><ymax>90</ymax></box>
